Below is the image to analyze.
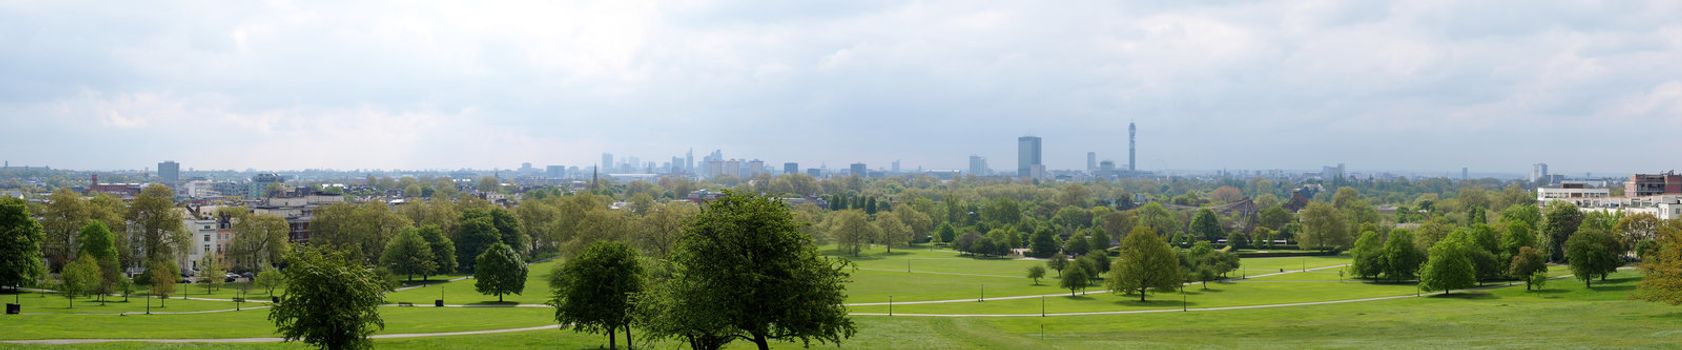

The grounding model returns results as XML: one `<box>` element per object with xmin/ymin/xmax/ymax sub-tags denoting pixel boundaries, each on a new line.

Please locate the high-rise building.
<box><xmin>784</xmin><ymin>162</ymin><xmax>799</xmax><ymax>174</ymax></box>
<box><xmin>891</xmin><ymin>160</ymin><xmax>901</xmax><ymax>174</ymax></box>
<box><xmin>1086</xmin><ymin>152</ymin><xmax>1097</xmax><ymax>172</ymax></box>
<box><xmin>850</xmin><ymin>163</ymin><xmax>868</xmax><ymax>177</ymax></box>
<box><xmin>1128</xmin><ymin>122</ymin><xmax>1137</xmax><ymax>172</ymax></box>
<box><xmin>1017</xmin><ymin>136</ymin><xmax>1042</xmax><ymax>178</ymax></box>
<box><xmin>546</xmin><ymin>165</ymin><xmax>565</xmax><ymax>179</ymax></box>
<box><xmin>1531</xmin><ymin>163</ymin><xmax>1549</xmax><ymax>183</ymax></box>
<box><xmin>968</xmin><ymin>155</ymin><xmax>988</xmax><ymax>176</ymax></box>
<box><xmin>157</xmin><ymin>161</ymin><xmax>180</xmax><ymax>185</ymax></box>
<box><xmin>1462</xmin><ymin>167</ymin><xmax>1469</xmax><ymax>180</ymax></box>
<box><xmin>685</xmin><ymin>149</ymin><xmax>694</xmax><ymax>174</ymax></box>
<box><xmin>601</xmin><ymin>153</ymin><xmax>614</xmax><ymax>173</ymax></box>
<box><xmin>1627</xmin><ymin>172</ymin><xmax>1682</xmax><ymax>197</ymax></box>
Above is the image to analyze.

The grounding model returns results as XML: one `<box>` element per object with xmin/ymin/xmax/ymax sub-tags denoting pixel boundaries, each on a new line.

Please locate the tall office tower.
<box><xmin>1531</xmin><ymin>163</ymin><xmax>1549</xmax><ymax>183</ymax></box>
<box><xmin>601</xmin><ymin>153</ymin><xmax>614</xmax><ymax>173</ymax></box>
<box><xmin>157</xmin><ymin>161</ymin><xmax>180</xmax><ymax>185</ymax></box>
<box><xmin>1017</xmin><ymin>136</ymin><xmax>1042</xmax><ymax>178</ymax></box>
<box><xmin>1086</xmin><ymin>152</ymin><xmax>1097</xmax><ymax>172</ymax></box>
<box><xmin>1128</xmin><ymin>122</ymin><xmax>1137</xmax><ymax>172</ymax></box>
<box><xmin>686</xmin><ymin>149</ymin><xmax>694</xmax><ymax>174</ymax></box>
<box><xmin>850</xmin><ymin>163</ymin><xmax>867</xmax><ymax>177</ymax></box>
<box><xmin>891</xmin><ymin>160</ymin><xmax>901</xmax><ymax>174</ymax></box>
<box><xmin>968</xmin><ymin>155</ymin><xmax>988</xmax><ymax>175</ymax></box>
<box><xmin>784</xmin><ymin>162</ymin><xmax>799</xmax><ymax>174</ymax></box>
<box><xmin>1462</xmin><ymin>167</ymin><xmax>1469</xmax><ymax>180</ymax></box>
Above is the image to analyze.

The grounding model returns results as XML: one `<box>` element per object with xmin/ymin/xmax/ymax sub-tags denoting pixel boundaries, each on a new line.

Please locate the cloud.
<box><xmin>0</xmin><ymin>0</ymin><xmax>1679</xmax><ymax>174</ymax></box>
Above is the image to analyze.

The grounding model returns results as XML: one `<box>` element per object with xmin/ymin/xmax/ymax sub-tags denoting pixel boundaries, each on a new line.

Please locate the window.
<box><xmin>204</xmin><ymin>244</ymin><xmax>210</xmax><ymax>253</ymax></box>
<box><xmin>204</xmin><ymin>235</ymin><xmax>211</xmax><ymax>242</ymax></box>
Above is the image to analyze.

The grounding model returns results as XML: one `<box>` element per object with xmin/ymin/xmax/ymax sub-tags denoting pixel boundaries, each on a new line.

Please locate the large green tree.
<box><xmin>1349</xmin><ymin>231</ymin><xmax>1384</xmax><ymax>279</ymax></box>
<box><xmin>77</xmin><ymin>222</ymin><xmax>121</xmax><ymax>302</ymax></box>
<box><xmin>380</xmin><ymin>228</ymin><xmax>436</xmax><ymax>281</ymax></box>
<box><xmin>453</xmin><ymin>217</ymin><xmax>501</xmax><ymax>273</ymax></box>
<box><xmin>129</xmin><ymin>185</ymin><xmax>186</xmax><ymax>270</ymax></box>
<box><xmin>474</xmin><ymin>243</ymin><xmax>527</xmax><ymax>302</ymax></box>
<box><xmin>1298</xmin><ymin>202</ymin><xmax>1351</xmax><ymax>250</ymax></box>
<box><xmin>1419</xmin><ymin>238</ymin><xmax>1476</xmax><ymax>295</ymax></box>
<box><xmin>1542</xmin><ymin>201</ymin><xmax>1584</xmax><ymax>262</ymax></box>
<box><xmin>1189</xmin><ymin>208</ymin><xmax>1224</xmax><ymax>242</ymax></box>
<box><xmin>60</xmin><ymin>254</ymin><xmax>100</xmax><ymax>309</ymax></box>
<box><xmin>828</xmin><ymin>210</ymin><xmax>873</xmax><ymax>256</ymax></box>
<box><xmin>40</xmin><ymin>188</ymin><xmax>88</xmax><ymax>273</ymax></box>
<box><xmin>1636</xmin><ymin>223</ymin><xmax>1682</xmax><ymax>304</ymax></box>
<box><xmin>652</xmin><ymin>191</ymin><xmax>854</xmax><ymax>350</ymax></box>
<box><xmin>231</xmin><ymin>212</ymin><xmax>290</xmax><ymax>271</ymax></box>
<box><xmin>1509</xmin><ymin>246</ymin><xmax>1549</xmax><ymax>291</ymax></box>
<box><xmin>416</xmin><ymin>225</ymin><xmax>456</xmax><ymax>280</ymax></box>
<box><xmin>269</xmin><ymin>248</ymin><xmax>386</xmax><ymax>350</ymax></box>
<box><xmin>0</xmin><ymin>197</ymin><xmax>46</xmax><ymax>292</ymax></box>
<box><xmin>1106</xmin><ymin>226</ymin><xmax>1182</xmax><ymax>302</ymax></box>
<box><xmin>550</xmin><ymin>241</ymin><xmax>644</xmax><ymax>350</ymax></box>
<box><xmin>1566</xmin><ymin>226</ymin><xmax>1622</xmax><ymax>288</ymax></box>
<box><xmin>1381</xmin><ymin>230</ymin><xmax>1425</xmax><ymax>282</ymax></box>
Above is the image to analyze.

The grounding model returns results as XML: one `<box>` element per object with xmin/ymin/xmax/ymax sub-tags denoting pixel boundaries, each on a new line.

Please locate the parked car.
<box><xmin>240</xmin><ymin>272</ymin><xmax>254</xmax><ymax>279</ymax></box>
<box><xmin>224</xmin><ymin>276</ymin><xmax>237</xmax><ymax>283</ymax></box>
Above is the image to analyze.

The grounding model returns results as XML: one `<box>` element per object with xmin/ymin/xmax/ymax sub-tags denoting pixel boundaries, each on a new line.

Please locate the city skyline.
<box><xmin>4</xmin><ymin>2</ymin><xmax>1682</xmax><ymax>173</ymax></box>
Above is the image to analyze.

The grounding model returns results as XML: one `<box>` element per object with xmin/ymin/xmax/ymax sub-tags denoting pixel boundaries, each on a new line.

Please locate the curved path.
<box><xmin>2</xmin><ymin>325</ymin><xmax>562</xmax><ymax>345</ymax></box>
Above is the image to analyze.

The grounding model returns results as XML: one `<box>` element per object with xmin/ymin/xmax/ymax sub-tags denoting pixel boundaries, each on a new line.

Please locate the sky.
<box><xmin>2</xmin><ymin>1</ymin><xmax>1680</xmax><ymax>175</ymax></box>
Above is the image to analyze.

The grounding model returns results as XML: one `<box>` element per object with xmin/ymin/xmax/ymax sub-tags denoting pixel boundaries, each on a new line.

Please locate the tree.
<box><xmin>1027</xmin><ymin>265</ymin><xmax>1047</xmax><ymax>285</ymax></box>
<box><xmin>1615</xmin><ymin>212</ymin><xmax>1660</xmax><ymax>254</ymax></box>
<box><xmin>1381</xmin><ymin>230</ymin><xmax>1425</xmax><ymax>282</ymax></box>
<box><xmin>1028</xmin><ymin>229</ymin><xmax>1059</xmax><ymax>258</ymax></box>
<box><xmin>1298</xmin><ymin>203</ymin><xmax>1350</xmax><ymax>250</ymax></box>
<box><xmin>936</xmin><ymin>223</ymin><xmax>957</xmax><ymax>244</ymax></box>
<box><xmin>40</xmin><ymin>188</ymin><xmax>88</xmax><ymax>273</ymax></box>
<box><xmin>1135</xmin><ymin>202</ymin><xmax>1179</xmax><ymax>237</ymax></box>
<box><xmin>1419</xmin><ymin>239</ymin><xmax>1476</xmax><ymax>295</ymax></box>
<box><xmin>551</xmin><ymin>241</ymin><xmax>645</xmax><ymax>350</ymax></box>
<box><xmin>147</xmin><ymin>259</ymin><xmax>177</xmax><ymax>307</ymax></box>
<box><xmin>198</xmin><ymin>254</ymin><xmax>227</xmax><ymax>294</ymax></box>
<box><xmin>61</xmin><ymin>254</ymin><xmax>100</xmax><ymax>309</ymax></box>
<box><xmin>1048</xmin><ymin>253</ymin><xmax>1069</xmax><ymax>276</ymax></box>
<box><xmin>1566</xmin><ymin>227</ymin><xmax>1621</xmax><ymax>288</ymax></box>
<box><xmin>311</xmin><ymin>202</ymin><xmax>412</xmax><ymax>265</ymax></box>
<box><xmin>77</xmin><ymin>222</ymin><xmax>121</xmax><ymax>303</ymax></box>
<box><xmin>1543</xmin><ymin>201</ymin><xmax>1584</xmax><ymax>262</ymax></box>
<box><xmin>129</xmin><ymin>185</ymin><xmax>187</xmax><ymax>268</ymax></box>
<box><xmin>829</xmin><ymin>210</ymin><xmax>873</xmax><ymax>256</ymax></box>
<box><xmin>474</xmin><ymin>243</ymin><xmax>528</xmax><ymax>302</ymax></box>
<box><xmin>1500</xmin><ymin>221</ymin><xmax>1537</xmax><ymax>262</ymax></box>
<box><xmin>416</xmin><ymin>225</ymin><xmax>456</xmax><ymax>280</ymax></box>
<box><xmin>1257</xmin><ymin>205</ymin><xmax>1292</xmax><ymax>231</ymax></box>
<box><xmin>1509</xmin><ymin>247</ymin><xmax>1549</xmax><ymax>291</ymax></box>
<box><xmin>1210</xmin><ymin>186</ymin><xmax>1245</xmax><ymax>204</ymax></box>
<box><xmin>874</xmin><ymin>213</ymin><xmax>912</xmax><ymax>253</ymax></box>
<box><xmin>254</xmin><ymin>268</ymin><xmax>283</xmax><ymax>295</ymax></box>
<box><xmin>654</xmin><ymin>191</ymin><xmax>854</xmax><ymax>350</ymax></box>
<box><xmin>1181</xmin><ymin>241</ymin><xmax>1223</xmax><ymax>289</ymax></box>
<box><xmin>1189</xmin><ymin>209</ymin><xmax>1225</xmax><ymax>242</ymax></box>
<box><xmin>1459</xmin><ymin>225</ymin><xmax>1504</xmax><ymax>284</ymax></box>
<box><xmin>1059</xmin><ymin>264</ymin><xmax>1089</xmax><ymax>297</ymax></box>
<box><xmin>1106</xmin><ymin>226</ymin><xmax>1182</xmax><ymax>302</ymax></box>
<box><xmin>1349</xmin><ymin>231</ymin><xmax>1384</xmax><ymax>279</ymax></box>
<box><xmin>1</xmin><ymin>197</ymin><xmax>46</xmax><ymax>293</ymax></box>
<box><xmin>454</xmin><ymin>217</ymin><xmax>501</xmax><ymax>273</ymax></box>
<box><xmin>269</xmin><ymin>248</ymin><xmax>386</xmax><ymax>350</ymax></box>
<box><xmin>231</xmin><ymin>213</ymin><xmax>290</xmax><ymax>271</ymax></box>
<box><xmin>1636</xmin><ymin>224</ymin><xmax>1682</xmax><ymax>304</ymax></box>
<box><xmin>954</xmin><ymin>232</ymin><xmax>981</xmax><ymax>256</ymax></box>
<box><xmin>380</xmin><ymin>228</ymin><xmax>436</xmax><ymax>281</ymax></box>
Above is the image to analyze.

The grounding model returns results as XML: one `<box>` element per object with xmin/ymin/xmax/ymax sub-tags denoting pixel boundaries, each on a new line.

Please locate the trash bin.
<box><xmin>5</xmin><ymin>303</ymin><xmax>19</xmax><ymax>314</ymax></box>
<box><xmin>435</xmin><ymin>300</ymin><xmax>445</xmax><ymax>307</ymax></box>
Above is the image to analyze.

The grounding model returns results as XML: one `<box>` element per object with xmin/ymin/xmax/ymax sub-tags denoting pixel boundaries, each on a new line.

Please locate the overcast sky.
<box><xmin>2</xmin><ymin>1</ymin><xmax>1680</xmax><ymax>175</ymax></box>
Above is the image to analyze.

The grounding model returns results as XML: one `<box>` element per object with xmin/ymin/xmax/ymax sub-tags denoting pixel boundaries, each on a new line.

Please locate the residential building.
<box><xmin>1627</xmin><ymin>172</ymin><xmax>1682</xmax><ymax>197</ymax></box>
<box><xmin>850</xmin><ymin>163</ymin><xmax>868</xmax><ymax>177</ymax></box>
<box><xmin>1531</xmin><ymin>163</ymin><xmax>1549</xmax><ymax>183</ymax></box>
<box><xmin>1086</xmin><ymin>152</ymin><xmax>1096</xmax><ymax>173</ymax></box>
<box><xmin>968</xmin><ymin>155</ymin><xmax>988</xmax><ymax>176</ymax></box>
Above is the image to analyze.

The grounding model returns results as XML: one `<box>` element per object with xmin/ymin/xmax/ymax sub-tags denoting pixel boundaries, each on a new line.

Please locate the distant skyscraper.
<box><xmin>685</xmin><ymin>149</ymin><xmax>694</xmax><ymax>174</ymax></box>
<box><xmin>546</xmin><ymin>165</ymin><xmax>565</xmax><ymax>179</ymax></box>
<box><xmin>1462</xmin><ymin>167</ymin><xmax>1469</xmax><ymax>180</ymax></box>
<box><xmin>601</xmin><ymin>153</ymin><xmax>614</xmax><ymax>173</ymax></box>
<box><xmin>1086</xmin><ymin>152</ymin><xmax>1097</xmax><ymax>172</ymax></box>
<box><xmin>784</xmin><ymin>162</ymin><xmax>799</xmax><ymax>174</ymax></box>
<box><xmin>157</xmin><ymin>161</ymin><xmax>180</xmax><ymax>185</ymax></box>
<box><xmin>1017</xmin><ymin>136</ymin><xmax>1042</xmax><ymax>178</ymax></box>
<box><xmin>891</xmin><ymin>160</ymin><xmax>901</xmax><ymax>174</ymax></box>
<box><xmin>850</xmin><ymin>163</ymin><xmax>867</xmax><ymax>177</ymax></box>
<box><xmin>968</xmin><ymin>155</ymin><xmax>988</xmax><ymax>175</ymax></box>
<box><xmin>1128</xmin><ymin>122</ymin><xmax>1137</xmax><ymax>172</ymax></box>
<box><xmin>1531</xmin><ymin>163</ymin><xmax>1549</xmax><ymax>183</ymax></box>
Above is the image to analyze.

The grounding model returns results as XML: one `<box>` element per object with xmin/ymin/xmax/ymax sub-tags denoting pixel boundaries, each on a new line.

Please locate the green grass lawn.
<box><xmin>15</xmin><ymin>270</ymin><xmax>1672</xmax><ymax>349</ymax></box>
<box><xmin>382</xmin><ymin>260</ymin><xmax>559</xmax><ymax>305</ymax></box>
<box><xmin>836</xmin><ymin>244</ymin><xmax>1352</xmax><ymax>303</ymax></box>
<box><xmin>0</xmin><ymin>304</ymin><xmax>555</xmax><ymax>340</ymax></box>
<box><xmin>0</xmin><ymin>291</ymin><xmax>265</xmax><ymax>315</ymax></box>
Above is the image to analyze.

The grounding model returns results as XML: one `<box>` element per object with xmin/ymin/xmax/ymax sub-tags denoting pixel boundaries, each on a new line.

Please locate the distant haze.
<box><xmin>2</xmin><ymin>1</ymin><xmax>1680</xmax><ymax>175</ymax></box>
